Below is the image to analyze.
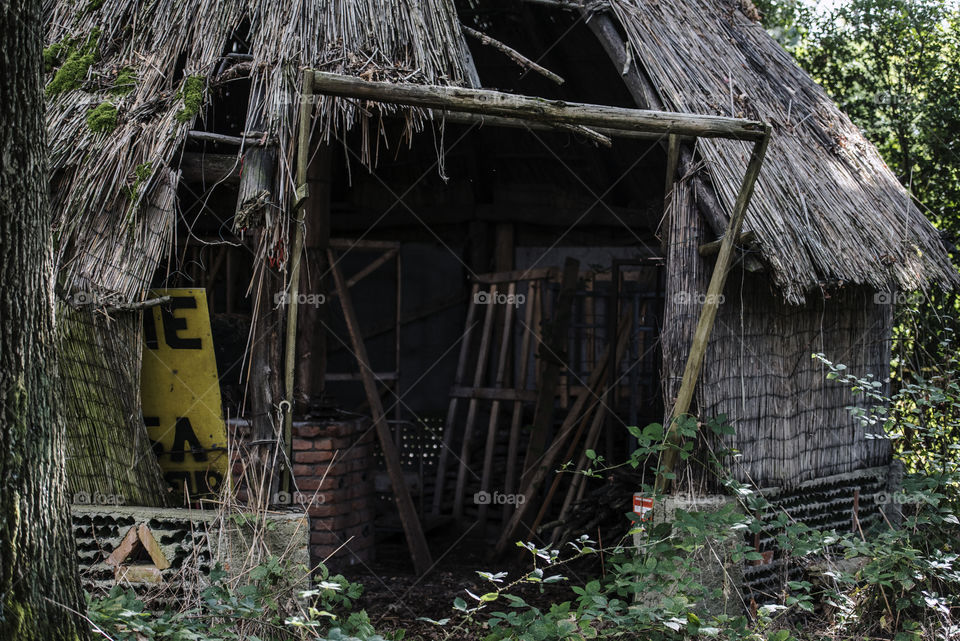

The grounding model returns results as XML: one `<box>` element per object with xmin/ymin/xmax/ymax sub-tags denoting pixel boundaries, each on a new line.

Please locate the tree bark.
<box><xmin>0</xmin><ymin>1</ymin><xmax>91</xmax><ymax>638</ymax></box>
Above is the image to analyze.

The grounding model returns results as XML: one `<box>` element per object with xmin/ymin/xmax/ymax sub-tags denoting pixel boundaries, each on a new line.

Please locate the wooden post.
<box><xmin>307</xmin><ymin>71</ymin><xmax>767</xmax><ymax>141</ymax></box>
<box><xmin>295</xmin><ymin>144</ymin><xmax>332</xmax><ymax>408</ymax></box>
<box><xmin>655</xmin><ymin>132</ymin><xmax>771</xmax><ymax>493</ymax></box>
<box><xmin>327</xmin><ymin>250</ymin><xmax>433</xmax><ymax>575</ymax></box>
<box><xmin>282</xmin><ymin>71</ymin><xmax>315</xmax><ymax>493</ymax></box>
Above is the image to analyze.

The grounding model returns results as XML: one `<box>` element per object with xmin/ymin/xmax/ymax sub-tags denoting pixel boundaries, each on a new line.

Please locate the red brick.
<box><xmin>307</xmin><ymin>503</ymin><xmax>339</xmax><ymax>518</ymax></box>
<box><xmin>292</xmin><ymin>438</ymin><xmax>314</xmax><ymax>451</ymax></box>
<box><xmin>313</xmin><ymin>437</ymin><xmax>335</xmax><ymax>451</ymax></box>
<box><xmin>298</xmin><ymin>476</ymin><xmax>342</xmax><ymax>491</ymax></box>
<box><xmin>295</xmin><ymin>450</ymin><xmax>333</xmax><ymax>464</ymax></box>
<box><xmin>295</xmin><ymin>424</ymin><xmax>324</xmax><ymax>438</ymax></box>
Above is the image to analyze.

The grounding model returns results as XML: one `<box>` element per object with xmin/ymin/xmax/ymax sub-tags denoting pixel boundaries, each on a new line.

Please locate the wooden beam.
<box><xmin>307</xmin><ymin>71</ymin><xmax>767</xmax><ymax>141</ymax></box>
<box><xmin>472</xmin><ymin>267</ymin><xmax>558</xmax><ymax>284</ymax></box>
<box><xmin>179</xmin><ymin>152</ymin><xmax>240</xmax><ymax>186</ymax></box>
<box><xmin>655</xmin><ymin>131</ymin><xmax>771</xmax><ymax>493</ymax></box>
<box><xmin>428</xmin><ymin>111</ymin><xmax>687</xmax><ymax>142</ymax></box>
<box><xmin>186</xmin><ymin>130</ymin><xmax>269</xmax><ymax>146</ymax></box>
<box><xmin>327</xmin><ymin>250</ymin><xmax>433</xmax><ymax>575</ymax></box>
<box><xmin>699</xmin><ymin>230</ymin><xmax>757</xmax><ymax>256</ymax></box>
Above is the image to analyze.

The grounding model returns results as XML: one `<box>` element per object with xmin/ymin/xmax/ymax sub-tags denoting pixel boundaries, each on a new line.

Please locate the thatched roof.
<box><xmin>44</xmin><ymin>0</ymin><xmax>477</xmax><ymax>298</ymax></box>
<box><xmin>607</xmin><ymin>0</ymin><xmax>957</xmax><ymax>303</ymax></box>
<box><xmin>43</xmin><ymin>0</ymin><xmax>955</xmax><ymax>305</ymax></box>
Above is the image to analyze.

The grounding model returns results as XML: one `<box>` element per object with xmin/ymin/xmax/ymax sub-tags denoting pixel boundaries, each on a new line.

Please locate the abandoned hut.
<box><xmin>47</xmin><ymin>0</ymin><xmax>956</xmax><ymax>600</ymax></box>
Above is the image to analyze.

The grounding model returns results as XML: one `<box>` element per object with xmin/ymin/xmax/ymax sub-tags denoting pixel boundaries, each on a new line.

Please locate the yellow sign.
<box><xmin>140</xmin><ymin>289</ymin><xmax>228</xmax><ymax>498</ymax></box>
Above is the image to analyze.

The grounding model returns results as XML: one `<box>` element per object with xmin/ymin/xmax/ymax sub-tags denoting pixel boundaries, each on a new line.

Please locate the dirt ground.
<box><xmin>345</xmin><ymin>529</ymin><xmax>594</xmax><ymax>640</ymax></box>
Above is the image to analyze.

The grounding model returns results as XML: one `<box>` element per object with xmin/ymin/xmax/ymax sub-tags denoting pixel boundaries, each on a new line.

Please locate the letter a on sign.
<box><xmin>140</xmin><ymin>289</ymin><xmax>228</xmax><ymax>498</ymax></box>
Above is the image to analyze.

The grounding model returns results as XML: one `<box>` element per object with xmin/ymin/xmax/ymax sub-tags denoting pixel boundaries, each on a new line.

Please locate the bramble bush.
<box><xmin>425</xmin><ymin>348</ymin><xmax>960</xmax><ymax>641</ymax></box>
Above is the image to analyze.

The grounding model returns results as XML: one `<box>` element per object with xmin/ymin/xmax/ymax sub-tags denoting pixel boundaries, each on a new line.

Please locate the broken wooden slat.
<box><xmin>327</xmin><ymin>250</ymin><xmax>433</xmax><ymax>575</ymax></box>
<box><xmin>472</xmin><ymin>267</ymin><xmax>558</xmax><ymax>284</ymax></box>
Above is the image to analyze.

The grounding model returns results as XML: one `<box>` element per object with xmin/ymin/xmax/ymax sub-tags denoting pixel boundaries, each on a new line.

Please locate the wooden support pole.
<box><xmin>307</xmin><ymin>71</ymin><xmax>767</xmax><ymax>141</ymax></box>
<box><xmin>664</xmin><ymin>134</ymin><xmax>680</xmax><ymax>199</ymax></box>
<box><xmin>281</xmin><ymin>71</ymin><xmax>315</xmax><ymax>492</ymax></box>
<box><xmin>327</xmin><ymin>250</ymin><xmax>433</xmax><ymax>575</ymax></box>
<box><xmin>655</xmin><ymin>131</ymin><xmax>771</xmax><ymax>493</ymax></box>
<box><xmin>295</xmin><ymin>144</ymin><xmax>332</xmax><ymax>408</ymax></box>
<box><xmin>699</xmin><ymin>230</ymin><xmax>757</xmax><ymax>257</ymax></box>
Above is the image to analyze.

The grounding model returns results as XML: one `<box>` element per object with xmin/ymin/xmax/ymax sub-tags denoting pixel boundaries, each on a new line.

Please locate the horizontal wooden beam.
<box><xmin>698</xmin><ymin>230</ymin><xmax>757</xmax><ymax>256</ymax></box>
<box><xmin>186</xmin><ymin>130</ymin><xmax>270</xmax><ymax>146</ymax></box>
<box><xmin>429</xmin><ymin>111</ymin><xmax>688</xmax><ymax>143</ymax></box>
<box><xmin>307</xmin><ymin>71</ymin><xmax>768</xmax><ymax>142</ymax></box>
<box><xmin>472</xmin><ymin>267</ymin><xmax>559</xmax><ymax>284</ymax></box>
<box><xmin>179</xmin><ymin>152</ymin><xmax>240</xmax><ymax>186</ymax></box>
<box><xmin>449</xmin><ymin>387</ymin><xmax>538</xmax><ymax>403</ymax></box>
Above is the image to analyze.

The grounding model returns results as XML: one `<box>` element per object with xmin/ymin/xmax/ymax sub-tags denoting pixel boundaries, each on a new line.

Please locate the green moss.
<box><xmin>134</xmin><ymin>162</ymin><xmax>153</xmax><ymax>182</ymax></box>
<box><xmin>86</xmin><ymin>101</ymin><xmax>118</xmax><ymax>134</ymax></box>
<box><xmin>126</xmin><ymin>161</ymin><xmax>153</xmax><ymax>204</ymax></box>
<box><xmin>175</xmin><ymin>75</ymin><xmax>205</xmax><ymax>123</ymax></box>
<box><xmin>45</xmin><ymin>32</ymin><xmax>99</xmax><ymax>96</ymax></box>
<box><xmin>46</xmin><ymin>49</ymin><xmax>94</xmax><ymax>96</ymax></box>
<box><xmin>43</xmin><ymin>41</ymin><xmax>69</xmax><ymax>73</ymax></box>
<box><xmin>110</xmin><ymin>66</ymin><xmax>137</xmax><ymax>96</ymax></box>
<box><xmin>87</xmin><ymin>0</ymin><xmax>105</xmax><ymax>10</ymax></box>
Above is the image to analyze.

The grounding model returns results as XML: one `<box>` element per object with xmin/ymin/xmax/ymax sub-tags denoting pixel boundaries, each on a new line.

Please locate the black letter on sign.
<box><xmin>162</xmin><ymin>296</ymin><xmax>202</xmax><ymax>349</ymax></box>
<box><xmin>143</xmin><ymin>308</ymin><xmax>159</xmax><ymax>349</ymax></box>
<box><xmin>143</xmin><ymin>415</ymin><xmax>163</xmax><ymax>457</ymax></box>
<box><xmin>171</xmin><ymin>417</ymin><xmax>208</xmax><ymax>462</ymax></box>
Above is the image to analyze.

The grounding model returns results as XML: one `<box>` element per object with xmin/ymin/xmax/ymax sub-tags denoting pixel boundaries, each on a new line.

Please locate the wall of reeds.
<box><xmin>664</xmin><ymin>175</ymin><xmax>893</xmax><ymax>488</ymax></box>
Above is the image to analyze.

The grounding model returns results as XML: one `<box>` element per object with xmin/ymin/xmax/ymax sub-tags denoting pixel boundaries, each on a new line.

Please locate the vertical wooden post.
<box><xmin>282</xmin><ymin>71</ymin><xmax>315</xmax><ymax>491</ymax></box>
<box><xmin>655</xmin><ymin>132</ymin><xmax>770</xmax><ymax>493</ymax></box>
<box><xmin>295</xmin><ymin>144</ymin><xmax>332</xmax><ymax>409</ymax></box>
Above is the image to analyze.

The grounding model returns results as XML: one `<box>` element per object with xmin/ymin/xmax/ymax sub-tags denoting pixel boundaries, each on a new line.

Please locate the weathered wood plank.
<box><xmin>308</xmin><ymin>71</ymin><xmax>767</xmax><ymax>141</ymax></box>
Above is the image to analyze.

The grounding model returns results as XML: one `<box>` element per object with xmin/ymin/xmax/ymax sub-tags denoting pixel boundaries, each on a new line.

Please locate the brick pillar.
<box><xmin>291</xmin><ymin>418</ymin><xmax>375</xmax><ymax>570</ymax></box>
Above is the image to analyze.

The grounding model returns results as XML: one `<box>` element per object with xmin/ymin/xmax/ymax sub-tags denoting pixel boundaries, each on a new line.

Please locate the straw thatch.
<box><xmin>44</xmin><ymin>0</ymin><xmax>477</xmax><ymax>290</ymax></box>
<box><xmin>607</xmin><ymin>0</ymin><xmax>957</xmax><ymax>303</ymax></box>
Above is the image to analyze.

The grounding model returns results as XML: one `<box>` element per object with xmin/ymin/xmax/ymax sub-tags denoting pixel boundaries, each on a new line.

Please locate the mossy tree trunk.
<box><xmin>0</xmin><ymin>1</ymin><xmax>90</xmax><ymax>638</ymax></box>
